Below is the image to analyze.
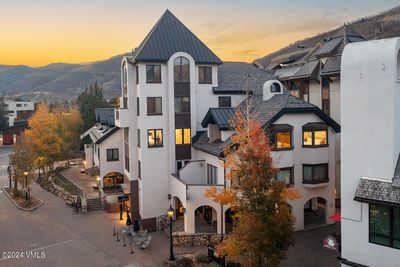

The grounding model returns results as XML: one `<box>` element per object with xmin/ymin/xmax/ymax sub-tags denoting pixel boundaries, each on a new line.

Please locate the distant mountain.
<box><xmin>0</xmin><ymin>55</ymin><xmax>125</xmax><ymax>101</ymax></box>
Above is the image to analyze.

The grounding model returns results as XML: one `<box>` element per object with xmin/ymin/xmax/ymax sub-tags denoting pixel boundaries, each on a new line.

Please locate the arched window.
<box><xmin>122</xmin><ymin>61</ymin><xmax>128</xmax><ymax>95</ymax></box>
<box><xmin>174</xmin><ymin>56</ymin><xmax>190</xmax><ymax>83</ymax></box>
<box><xmin>270</xmin><ymin>82</ymin><xmax>281</xmax><ymax>93</ymax></box>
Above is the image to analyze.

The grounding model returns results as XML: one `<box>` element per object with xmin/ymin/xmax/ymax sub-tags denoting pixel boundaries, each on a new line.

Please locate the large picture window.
<box><xmin>303</xmin><ymin>123</ymin><xmax>328</xmax><ymax>147</ymax></box>
<box><xmin>369</xmin><ymin>204</ymin><xmax>400</xmax><ymax>249</ymax></box>
<box><xmin>207</xmin><ymin>164</ymin><xmax>218</xmax><ymax>184</ymax></box>
<box><xmin>174</xmin><ymin>56</ymin><xmax>190</xmax><ymax>83</ymax></box>
<box><xmin>106</xmin><ymin>148</ymin><xmax>119</xmax><ymax>161</ymax></box>
<box><xmin>147</xmin><ymin>97</ymin><xmax>162</xmax><ymax>115</ymax></box>
<box><xmin>148</xmin><ymin>129</ymin><xmax>163</xmax><ymax>148</ymax></box>
<box><xmin>175</xmin><ymin>128</ymin><xmax>191</xmax><ymax>145</ymax></box>
<box><xmin>174</xmin><ymin>97</ymin><xmax>190</xmax><ymax>113</ymax></box>
<box><xmin>302</xmin><ymin>164</ymin><xmax>328</xmax><ymax>184</ymax></box>
<box><xmin>199</xmin><ymin>66</ymin><xmax>212</xmax><ymax>84</ymax></box>
<box><xmin>146</xmin><ymin>65</ymin><xmax>161</xmax><ymax>83</ymax></box>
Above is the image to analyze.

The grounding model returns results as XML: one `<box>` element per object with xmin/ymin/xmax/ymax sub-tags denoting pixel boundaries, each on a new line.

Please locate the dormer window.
<box><xmin>302</xmin><ymin>122</ymin><xmax>328</xmax><ymax>147</ymax></box>
<box><xmin>270</xmin><ymin>124</ymin><xmax>293</xmax><ymax>151</ymax></box>
<box><xmin>270</xmin><ymin>82</ymin><xmax>281</xmax><ymax>93</ymax></box>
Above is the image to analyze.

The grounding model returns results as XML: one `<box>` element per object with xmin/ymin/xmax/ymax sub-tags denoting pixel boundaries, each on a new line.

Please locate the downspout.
<box><xmin>221</xmin><ymin>157</ymin><xmax>226</xmax><ymax>241</ymax></box>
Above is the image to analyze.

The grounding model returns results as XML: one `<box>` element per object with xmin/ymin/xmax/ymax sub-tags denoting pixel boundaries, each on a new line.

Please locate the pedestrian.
<box><xmin>119</xmin><ymin>202</ymin><xmax>123</xmax><ymax>220</ymax></box>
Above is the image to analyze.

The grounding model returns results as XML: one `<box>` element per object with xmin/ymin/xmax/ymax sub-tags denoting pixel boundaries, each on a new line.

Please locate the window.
<box><xmin>136</xmin><ymin>97</ymin><xmax>140</xmax><ymax>115</ymax></box>
<box><xmin>174</xmin><ymin>56</ymin><xmax>190</xmax><ymax>82</ymax></box>
<box><xmin>369</xmin><ymin>204</ymin><xmax>400</xmax><ymax>249</ymax></box>
<box><xmin>322</xmin><ymin>78</ymin><xmax>330</xmax><ymax>115</ymax></box>
<box><xmin>146</xmin><ymin>65</ymin><xmax>161</xmax><ymax>83</ymax></box>
<box><xmin>199</xmin><ymin>66</ymin><xmax>212</xmax><ymax>84</ymax></box>
<box><xmin>175</xmin><ymin>97</ymin><xmax>190</xmax><ymax>113</ymax></box>
<box><xmin>136</xmin><ymin>65</ymin><xmax>139</xmax><ymax>84</ymax></box>
<box><xmin>106</xmin><ymin>148</ymin><xmax>119</xmax><ymax>161</ymax></box>
<box><xmin>270</xmin><ymin>125</ymin><xmax>293</xmax><ymax>150</ymax></box>
<box><xmin>218</xmin><ymin>96</ymin><xmax>231</xmax><ymax>108</ymax></box>
<box><xmin>124</xmin><ymin>128</ymin><xmax>129</xmax><ymax>173</ymax></box>
<box><xmin>276</xmin><ymin>132</ymin><xmax>292</xmax><ymax>149</ymax></box>
<box><xmin>270</xmin><ymin>82</ymin><xmax>281</xmax><ymax>93</ymax></box>
<box><xmin>147</xmin><ymin>129</ymin><xmax>163</xmax><ymax>147</ymax></box>
<box><xmin>98</xmin><ymin>147</ymin><xmax>100</xmax><ymax>161</ymax></box>
<box><xmin>302</xmin><ymin>164</ymin><xmax>328</xmax><ymax>184</ymax></box>
<box><xmin>23</xmin><ymin>103</ymin><xmax>28</xmax><ymax>107</ymax></box>
<box><xmin>303</xmin><ymin>123</ymin><xmax>328</xmax><ymax>147</ymax></box>
<box><xmin>175</xmin><ymin>128</ymin><xmax>191</xmax><ymax>145</ymax></box>
<box><xmin>276</xmin><ymin>167</ymin><xmax>294</xmax><ymax>186</ymax></box>
<box><xmin>16</xmin><ymin>104</ymin><xmax>22</xmax><ymax>107</ymax></box>
<box><xmin>138</xmin><ymin>160</ymin><xmax>141</xmax><ymax>179</ymax></box>
<box><xmin>137</xmin><ymin>129</ymin><xmax>140</xmax><ymax>148</ymax></box>
<box><xmin>125</xmin><ymin>156</ymin><xmax>130</xmax><ymax>172</ymax></box>
<box><xmin>207</xmin><ymin>164</ymin><xmax>218</xmax><ymax>184</ymax></box>
<box><xmin>147</xmin><ymin>97</ymin><xmax>162</xmax><ymax>115</ymax></box>
<box><xmin>103</xmin><ymin>172</ymin><xmax>123</xmax><ymax>187</ymax></box>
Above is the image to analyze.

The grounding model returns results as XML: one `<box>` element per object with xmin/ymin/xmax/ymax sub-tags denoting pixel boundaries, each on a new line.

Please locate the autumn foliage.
<box><xmin>205</xmin><ymin>109</ymin><xmax>299</xmax><ymax>267</ymax></box>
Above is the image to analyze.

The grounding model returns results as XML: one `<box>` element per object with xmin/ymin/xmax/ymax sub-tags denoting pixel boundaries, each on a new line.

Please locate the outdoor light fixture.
<box><xmin>23</xmin><ymin>171</ymin><xmax>28</xmax><ymax>176</ymax></box>
<box><xmin>167</xmin><ymin>205</ymin><xmax>175</xmax><ymax>261</ymax></box>
<box><xmin>96</xmin><ymin>176</ymin><xmax>101</xmax><ymax>181</ymax></box>
<box><xmin>23</xmin><ymin>171</ymin><xmax>28</xmax><ymax>189</ymax></box>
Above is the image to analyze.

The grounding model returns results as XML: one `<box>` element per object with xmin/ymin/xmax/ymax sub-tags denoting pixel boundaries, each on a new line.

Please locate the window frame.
<box><xmin>174</xmin><ymin>96</ymin><xmax>190</xmax><ymax>114</ymax></box>
<box><xmin>302</xmin><ymin>124</ymin><xmax>329</xmax><ymax>147</ymax></box>
<box><xmin>146</xmin><ymin>64</ymin><xmax>161</xmax><ymax>83</ymax></box>
<box><xmin>138</xmin><ymin>160</ymin><xmax>141</xmax><ymax>179</ymax></box>
<box><xmin>174</xmin><ymin>56</ymin><xmax>190</xmax><ymax>83</ymax></box>
<box><xmin>147</xmin><ymin>129</ymin><xmax>163</xmax><ymax>148</ymax></box>
<box><xmin>146</xmin><ymin>97</ymin><xmax>162</xmax><ymax>115</ymax></box>
<box><xmin>207</xmin><ymin>164</ymin><xmax>218</xmax><ymax>185</ymax></box>
<box><xmin>369</xmin><ymin>204</ymin><xmax>400</xmax><ymax>249</ymax></box>
<box><xmin>198</xmin><ymin>66</ymin><xmax>212</xmax><ymax>84</ymax></box>
<box><xmin>276</xmin><ymin>167</ymin><xmax>294</xmax><ymax>186</ymax></box>
<box><xmin>137</xmin><ymin>129</ymin><xmax>140</xmax><ymax>148</ymax></box>
<box><xmin>136</xmin><ymin>65</ymin><xmax>139</xmax><ymax>84</ymax></box>
<box><xmin>218</xmin><ymin>96</ymin><xmax>232</xmax><ymax>108</ymax></box>
<box><xmin>302</xmin><ymin>163</ymin><xmax>329</xmax><ymax>184</ymax></box>
<box><xmin>136</xmin><ymin>97</ymin><xmax>140</xmax><ymax>115</ymax></box>
<box><xmin>106</xmin><ymin>148</ymin><xmax>119</xmax><ymax>162</ymax></box>
<box><xmin>175</xmin><ymin>128</ymin><xmax>191</xmax><ymax>145</ymax></box>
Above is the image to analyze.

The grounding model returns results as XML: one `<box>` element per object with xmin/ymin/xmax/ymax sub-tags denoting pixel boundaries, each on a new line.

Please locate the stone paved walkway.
<box><xmin>60</xmin><ymin>166</ymin><xmax>99</xmax><ymax>198</ymax></box>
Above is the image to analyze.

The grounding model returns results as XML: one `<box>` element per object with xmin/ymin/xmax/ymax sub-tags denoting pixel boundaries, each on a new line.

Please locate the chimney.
<box><xmin>263</xmin><ymin>80</ymin><xmax>284</xmax><ymax>101</ymax></box>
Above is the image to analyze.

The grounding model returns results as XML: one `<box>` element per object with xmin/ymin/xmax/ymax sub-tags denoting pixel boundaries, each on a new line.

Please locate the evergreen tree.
<box><xmin>0</xmin><ymin>99</ymin><xmax>8</xmax><ymax>132</ymax></box>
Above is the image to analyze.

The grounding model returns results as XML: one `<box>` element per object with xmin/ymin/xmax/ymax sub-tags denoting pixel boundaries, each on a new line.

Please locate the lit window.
<box><xmin>199</xmin><ymin>66</ymin><xmax>212</xmax><ymax>84</ymax></box>
<box><xmin>302</xmin><ymin>123</ymin><xmax>328</xmax><ymax>147</ymax></box>
<box><xmin>148</xmin><ymin>129</ymin><xmax>163</xmax><ymax>147</ymax></box>
<box><xmin>146</xmin><ymin>65</ymin><xmax>161</xmax><ymax>83</ymax></box>
<box><xmin>276</xmin><ymin>132</ymin><xmax>292</xmax><ymax>149</ymax></box>
<box><xmin>175</xmin><ymin>128</ymin><xmax>191</xmax><ymax>145</ymax></box>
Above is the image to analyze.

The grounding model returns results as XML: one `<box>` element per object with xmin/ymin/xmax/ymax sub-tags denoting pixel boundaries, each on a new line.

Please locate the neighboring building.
<box><xmin>85</xmin><ymin>10</ymin><xmax>341</xmax><ymax>233</ymax></box>
<box><xmin>3</xmin><ymin>100</ymin><xmax>35</xmax><ymax>127</ymax></box>
<box><xmin>255</xmin><ymin>25</ymin><xmax>366</xmax><ymax>202</ymax></box>
<box><xmin>181</xmin><ymin>80</ymin><xmax>340</xmax><ymax>232</ymax></box>
<box><xmin>341</xmin><ymin>37</ymin><xmax>400</xmax><ymax>266</ymax></box>
<box><xmin>81</xmin><ymin>108</ymin><xmax>125</xmax><ymax>212</ymax></box>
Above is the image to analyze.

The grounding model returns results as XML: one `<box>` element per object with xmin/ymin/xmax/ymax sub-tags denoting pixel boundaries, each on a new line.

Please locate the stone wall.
<box><xmin>172</xmin><ymin>231</ymin><xmax>222</xmax><ymax>247</ymax></box>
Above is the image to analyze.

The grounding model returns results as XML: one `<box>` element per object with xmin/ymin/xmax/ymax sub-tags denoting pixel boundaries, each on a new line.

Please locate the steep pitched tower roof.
<box><xmin>131</xmin><ymin>10</ymin><xmax>222</xmax><ymax>65</ymax></box>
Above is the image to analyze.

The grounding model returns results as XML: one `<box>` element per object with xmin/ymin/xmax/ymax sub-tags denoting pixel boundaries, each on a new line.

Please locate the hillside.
<box><xmin>0</xmin><ymin>55</ymin><xmax>125</xmax><ymax>101</ymax></box>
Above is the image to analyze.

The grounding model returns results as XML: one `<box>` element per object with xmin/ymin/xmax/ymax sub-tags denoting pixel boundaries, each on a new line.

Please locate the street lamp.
<box><xmin>23</xmin><ymin>171</ymin><xmax>28</xmax><ymax>188</ymax></box>
<box><xmin>167</xmin><ymin>205</ymin><xmax>175</xmax><ymax>261</ymax></box>
<box><xmin>83</xmin><ymin>160</ymin><xmax>87</xmax><ymax>169</ymax></box>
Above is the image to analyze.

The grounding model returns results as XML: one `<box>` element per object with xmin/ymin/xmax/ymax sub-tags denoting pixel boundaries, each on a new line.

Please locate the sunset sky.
<box><xmin>1</xmin><ymin>0</ymin><xmax>399</xmax><ymax>67</ymax></box>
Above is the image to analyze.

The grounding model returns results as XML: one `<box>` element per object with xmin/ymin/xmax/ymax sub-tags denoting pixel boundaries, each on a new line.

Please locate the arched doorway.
<box><xmin>172</xmin><ymin>196</ymin><xmax>185</xmax><ymax>232</ymax></box>
<box><xmin>304</xmin><ymin>197</ymin><xmax>327</xmax><ymax>229</ymax></box>
<box><xmin>195</xmin><ymin>205</ymin><xmax>217</xmax><ymax>233</ymax></box>
<box><xmin>225</xmin><ymin>207</ymin><xmax>236</xmax><ymax>234</ymax></box>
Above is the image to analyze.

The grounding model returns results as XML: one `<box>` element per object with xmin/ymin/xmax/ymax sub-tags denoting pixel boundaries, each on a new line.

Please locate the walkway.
<box><xmin>59</xmin><ymin>166</ymin><xmax>99</xmax><ymax>198</ymax></box>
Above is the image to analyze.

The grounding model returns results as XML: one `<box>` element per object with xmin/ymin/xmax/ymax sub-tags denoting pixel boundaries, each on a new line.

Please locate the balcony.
<box><xmin>302</xmin><ymin>178</ymin><xmax>329</xmax><ymax>188</ymax></box>
<box><xmin>115</xmin><ymin>107</ymin><xmax>130</xmax><ymax>128</ymax></box>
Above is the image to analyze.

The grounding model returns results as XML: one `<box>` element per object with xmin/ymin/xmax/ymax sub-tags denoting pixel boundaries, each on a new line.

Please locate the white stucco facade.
<box><xmin>341</xmin><ymin>37</ymin><xmax>400</xmax><ymax>267</ymax></box>
<box><xmin>4</xmin><ymin>100</ymin><xmax>34</xmax><ymax>126</ymax></box>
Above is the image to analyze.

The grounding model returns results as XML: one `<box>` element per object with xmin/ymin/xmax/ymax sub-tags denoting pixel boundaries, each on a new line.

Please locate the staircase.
<box><xmin>86</xmin><ymin>198</ymin><xmax>102</xmax><ymax>211</ymax></box>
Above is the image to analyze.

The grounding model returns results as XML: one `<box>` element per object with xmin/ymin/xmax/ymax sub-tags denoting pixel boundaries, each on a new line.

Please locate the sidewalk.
<box><xmin>59</xmin><ymin>166</ymin><xmax>99</xmax><ymax>198</ymax></box>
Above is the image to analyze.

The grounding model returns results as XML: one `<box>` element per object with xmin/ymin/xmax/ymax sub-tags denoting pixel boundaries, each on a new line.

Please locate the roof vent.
<box><xmin>263</xmin><ymin>80</ymin><xmax>283</xmax><ymax>101</ymax></box>
<box><xmin>297</xmin><ymin>44</ymin><xmax>307</xmax><ymax>49</ymax></box>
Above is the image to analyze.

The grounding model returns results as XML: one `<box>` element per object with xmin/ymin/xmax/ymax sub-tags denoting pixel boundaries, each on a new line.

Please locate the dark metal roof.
<box><xmin>130</xmin><ymin>10</ymin><xmax>222</xmax><ymax>65</ymax></box>
<box><xmin>201</xmin><ymin>108</ymin><xmax>236</xmax><ymax>130</ymax></box>
<box><xmin>213</xmin><ymin>62</ymin><xmax>275</xmax><ymax>95</ymax></box>
<box><xmin>95</xmin><ymin>108</ymin><xmax>115</xmax><ymax>126</ymax></box>
<box><xmin>354</xmin><ymin>178</ymin><xmax>400</xmax><ymax>207</ymax></box>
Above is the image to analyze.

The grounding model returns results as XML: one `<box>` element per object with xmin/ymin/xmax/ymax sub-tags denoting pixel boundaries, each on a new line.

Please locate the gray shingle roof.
<box><xmin>130</xmin><ymin>10</ymin><xmax>222</xmax><ymax>65</ymax></box>
<box><xmin>274</xmin><ymin>66</ymin><xmax>301</xmax><ymax>81</ymax></box>
<box><xmin>393</xmin><ymin>155</ymin><xmax>400</xmax><ymax>187</ymax></box>
<box><xmin>354</xmin><ymin>178</ymin><xmax>400</xmax><ymax>207</ymax></box>
<box><xmin>81</xmin><ymin>123</ymin><xmax>119</xmax><ymax>145</ymax></box>
<box><xmin>321</xmin><ymin>56</ymin><xmax>341</xmax><ymax>76</ymax></box>
<box><xmin>201</xmin><ymin>108</ymin><xmax>236</xmax><ymax>130</ymax></box>
<box><xmin>192</xmin><ymin>131</ymin><xmax>227</xmax><ymax>156</ymax></box>
<box><xmin>213</xmin><ymin>62</ymin><xmax>275</xmax><ymax>95</ymax></box>
<box><xmin>291</xmin><ymin>60</ymin><xmax>320</xmax><ymax>79</ymax></box>
<box><xmin>314</xmin><ymin>37</ymin><xmax>342</xmax><ymax>58</ymax></box>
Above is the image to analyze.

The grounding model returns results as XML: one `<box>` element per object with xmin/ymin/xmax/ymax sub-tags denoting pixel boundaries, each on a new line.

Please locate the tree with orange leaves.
<box><xmin>205</xmin><ymin>109</ymin><xmax>299</xmax><ymax>267</ymax></box>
